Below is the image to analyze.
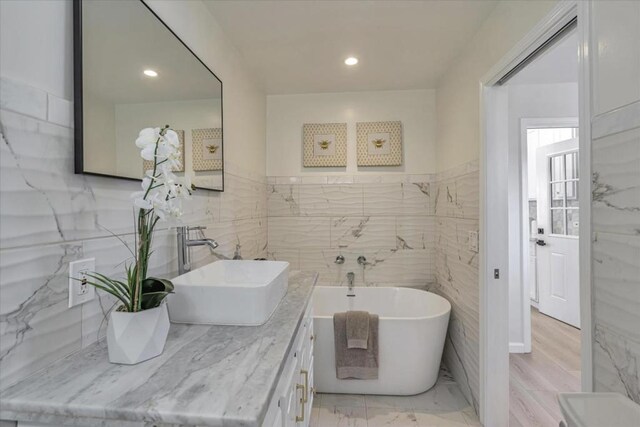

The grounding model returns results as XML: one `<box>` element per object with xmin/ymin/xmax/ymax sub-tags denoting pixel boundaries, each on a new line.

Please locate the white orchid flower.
<box><xmin>165</xmin><ymin>150</ymin><xmax>182</xmax><ymax>171</ymax></box>
<box><xmin>164</xmin><ymin>129</ymin><xmax>180</xmax><ymax>148</ymax></box>
<box><xmin>133</xmin><ymin>125</ymin><xmax>191</xmax><ymax>222</ymax></box>
<box><xmin>141</xmin><ymin>177</ymin><xmax>154</xmax><ymax>191</ymax></box>
<box><xmin>135</xmin><ymin>127</ymin><xmax>160</xmax><ymax>149</ymax></box>
<box><xmin>173</xmin><ymin>177</ymin><xmax>192</xmax><ymax>199</ymax></box>
<box><xmin>132</xmin><ymin>191</ymin><xmax>153</xmax><ymax>210</ymax></box>
<box><xmin>140</xmin><ymin>142</ymin><xmax>159</xmax><ymax>161</ymax></box>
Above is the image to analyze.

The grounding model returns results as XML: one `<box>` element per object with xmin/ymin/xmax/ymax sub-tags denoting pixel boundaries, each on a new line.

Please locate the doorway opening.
<box><xmin>503</xmin><ymin>27</ymin><xmax>582</xmax><ymax>427</ymax></box>
<box><xmin>479</xmin><ymin>3</ymin><xmax>589</xmax><ymax>426</ymax></box>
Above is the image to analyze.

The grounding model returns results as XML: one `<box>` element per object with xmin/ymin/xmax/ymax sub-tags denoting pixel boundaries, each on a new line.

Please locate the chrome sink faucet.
<box><xmin>177</xmin><ymin>226</ymin><xmax>219</xmax><ymax>275</ymax></box>
<box><xmin>346</xmin><ymin>272</ymin><xmax>356</xmax><ymax>297</ymax></box>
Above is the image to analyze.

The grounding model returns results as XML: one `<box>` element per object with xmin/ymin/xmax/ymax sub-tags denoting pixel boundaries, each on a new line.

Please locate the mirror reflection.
<box><xmin>77</xmin><ymin>0</ymin><xmax>223</xmax><ymax>191</ymax></box>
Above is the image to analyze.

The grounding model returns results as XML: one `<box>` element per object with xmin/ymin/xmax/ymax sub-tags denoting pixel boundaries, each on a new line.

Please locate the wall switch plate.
<box><xmin>69</xmin><ymin>258</ymin><xmax>96</xmax><ymax>308</ymax></box>
<box><xmin>468</xmin><ymin>231</ymin><xmax>479</xmax><ymax>253</ymax></box>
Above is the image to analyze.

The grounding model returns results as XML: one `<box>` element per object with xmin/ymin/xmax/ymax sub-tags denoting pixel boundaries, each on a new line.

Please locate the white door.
<box><xmin>536</xmin><ymin>138</ymin><xmax>580</xmax><ymax>328</ymax></box>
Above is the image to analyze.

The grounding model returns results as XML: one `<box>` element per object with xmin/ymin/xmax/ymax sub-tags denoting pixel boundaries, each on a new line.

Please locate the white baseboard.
<box><xmin>509</xmin><ymin>342</ymin><xmax>526</xmax><ymax>353</ymax></box>
<box><xmin>530</xmin><ymin>299</ymin><xmax>539</xmax><ymax>309</ymax></box>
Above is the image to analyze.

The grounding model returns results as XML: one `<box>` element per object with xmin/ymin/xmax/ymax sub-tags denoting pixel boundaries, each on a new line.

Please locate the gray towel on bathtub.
<box><xmin>334</xmin><ymin>311</ymin><xmax>378</xmax><ymax>379</ymax></box>
<box><xmin>346</xmin><ymin>310</ymin><xmax>370</xmax><ymax>349</ymax></box>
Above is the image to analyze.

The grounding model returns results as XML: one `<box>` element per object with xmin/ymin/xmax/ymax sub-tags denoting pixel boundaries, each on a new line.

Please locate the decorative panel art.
<box><xmin>303</xmin><ymin>123</ymin><xmax>347</xmax><ymax>167</ymax></box>
<box><xmin>357</xmin><ymin>121</ymin><xmax>402</xmax><ymax>166</ymax></box>
<box><xmin>142</xmin><ymin>129</ymin><xmax>185</xmax><ymax>173</ymax></box>
<box><xmin>192</xmin><ymin>128</ymin><xmax>223</xmax><ymax>171</ymax></box>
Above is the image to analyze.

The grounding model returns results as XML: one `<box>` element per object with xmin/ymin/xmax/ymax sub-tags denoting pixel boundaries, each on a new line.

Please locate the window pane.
<box><xmin>567</xmin><ymin>209</ymin><xmax>579</xmax><ymax>236</ymax></box>
<box><xmin>566</xmin><ymin>152</ymin><xmax>579</xmax><ymax>180</ymax></box>
<box><xmin>567</xmin><ymin>181</ymin><xmax>579</xmax><ymax>207</ymax></box>
<box><xmin>551</xmin><ymin>183</ymin><xmax>565</xmax><ymax>207</ymax></box>
<box><xmin>552</xmin><ymin>209</ymin><xmax>566</xmax><ymax>234</ymax></box>
<box><xmin>551</xmin><ymin>155</ymin><xmax>565</xmax><ymax>181</ymax></box>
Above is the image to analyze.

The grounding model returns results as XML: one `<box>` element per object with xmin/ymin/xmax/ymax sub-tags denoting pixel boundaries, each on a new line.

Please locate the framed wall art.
<box><xmin>356</xmin><ymin>121</ymin><xmax>402</xmax><ymax>166</ymax></box>
<box><xmin>303</xmin><ymin>122</ymin><xmax>347</xmax><ymax>167</ymax></box>
<box><xmin>142</xmin><ymin>129</ymin><xmax>185</xmax><ymax>173</ymax></box>
<box><xmin>192</xmin><ymin>128</ymin><xmax>223</xmax><ymax>171</ymax></box>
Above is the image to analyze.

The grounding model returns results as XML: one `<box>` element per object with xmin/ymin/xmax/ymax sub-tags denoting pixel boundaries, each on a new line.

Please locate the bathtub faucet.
<box><xmin>346</xmin><ymin>272</ymin><xmax>356</xmax><ymax>297</ymax></box>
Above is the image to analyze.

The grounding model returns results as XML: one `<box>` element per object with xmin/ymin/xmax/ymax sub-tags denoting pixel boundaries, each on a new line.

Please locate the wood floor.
<box><xmin>509</xmin><ymin>307</ymin><xmax>581</xmax><ymax>427</ymax></box>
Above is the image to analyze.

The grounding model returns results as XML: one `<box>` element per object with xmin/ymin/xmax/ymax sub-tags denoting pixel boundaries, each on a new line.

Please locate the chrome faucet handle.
<box><xmin>335</xmin><ymin>255</ymin><xmax>345</xmax><ymax>265</ymax></box>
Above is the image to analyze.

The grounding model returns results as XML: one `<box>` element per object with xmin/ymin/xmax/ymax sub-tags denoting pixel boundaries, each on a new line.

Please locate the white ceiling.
<box><xmin>507</xmin><ymin>31</ymin><xmax>578</xmax><ymax>85</ymax></box>
<box><xmin>83</xmin><ymin>0</ymin><xmax>221</xmax><ymax>105</ymax></box>
<box><xmin>206</xmin><ymin>0</ymin><xmax>498</xmax><ymax>94</ymax></box>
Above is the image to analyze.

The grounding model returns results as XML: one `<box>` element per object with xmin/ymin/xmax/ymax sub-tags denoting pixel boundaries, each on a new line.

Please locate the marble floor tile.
<box><xmin>320</xmin><ymin>393</ymin><xmax>366</xmax><ymax>408</ymax></box>
<box><xmin>315</xmin><ymin>375</ymin><xmax>474</xmax><ymax>426</ymax></box>
<box><xmin>364</xmin><ymin>383</ymin><xmax>470</xmax><ymax>412</ymax></box>
<box><xmin>461</xmin><ymin>407</ymin><xmax>481</xmax><ymax>426</ymax></box>
<box><xmin>317</xmin><ymin>406</ymin><xmax>367</xmax><ymax>427</ymax></box>
<box><xmin>366</xmin><ymin>407</ymin><xmax>419</xmax><ymax>427</ymax></box>
<box><xmin>310</xmin><ymin>406</ymin><xmax>321</xmax><ymax>427</ymax></box>
<box><xmin>413</xmin><ymin>409</ymin><xmax>468</xmax><ymax>427</ymax></box>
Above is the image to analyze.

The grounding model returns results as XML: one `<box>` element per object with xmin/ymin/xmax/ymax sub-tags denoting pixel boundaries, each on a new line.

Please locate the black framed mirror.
<box><xmin>74</xmin><ymin>0</ymin><xmax>224</xmax><ymax>191</ymax></box>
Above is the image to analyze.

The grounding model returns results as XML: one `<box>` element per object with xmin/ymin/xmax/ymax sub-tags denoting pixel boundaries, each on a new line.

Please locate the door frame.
<box><xmin>479</xmin><ymin>1</ymin><xmax>592</xmax><ymax>425</ymax></box>
<box><xmin>517</xmin><ymin>117</ymin><xmax>579</xmax><ymax>353</ymax></box>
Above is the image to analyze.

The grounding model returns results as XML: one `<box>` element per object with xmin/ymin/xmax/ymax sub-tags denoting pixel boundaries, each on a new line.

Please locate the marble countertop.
<box><xmin>0</xmin><ymin>270</ymin><xmax>318</xmax><ymax>427</ymax></box>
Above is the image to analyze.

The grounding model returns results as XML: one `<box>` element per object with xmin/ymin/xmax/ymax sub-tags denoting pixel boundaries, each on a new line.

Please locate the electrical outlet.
<box><xmin>468</xmin><ymin>231</ymin><xmax>479</xmax><ymax>253</ymax></box>
<box><xmin>69</xmin><ymin>258</ymin><xmax>96</xmax><ymax>308</ymax></box>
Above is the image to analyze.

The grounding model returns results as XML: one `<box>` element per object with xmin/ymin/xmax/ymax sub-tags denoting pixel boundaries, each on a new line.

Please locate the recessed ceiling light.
<box><xmin>143</xmin><ymin>69</ymin><xmax>158</xmax><ymax>77</ymax></box>
<box><xmin>344</xmin><ymin>57</ymin><xmax>358</xmax><ymax>66</ymax></box>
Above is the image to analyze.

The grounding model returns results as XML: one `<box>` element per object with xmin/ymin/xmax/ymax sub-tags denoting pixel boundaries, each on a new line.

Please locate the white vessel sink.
<box><xmin>168</xmin><ymin>260</ymin><xmax>289</xmax><ymax>326</ymax></box>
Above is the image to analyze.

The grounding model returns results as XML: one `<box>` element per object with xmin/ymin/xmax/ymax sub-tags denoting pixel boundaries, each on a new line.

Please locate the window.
<box><xmin>527</xmin><ymin>127</ymin><xmax>579</xmax><ymax>200</ymax></box>
<box><xmin>549</xmin><ymin>151</ymin><xmax>579</xmax><ymax>236</ymax></box>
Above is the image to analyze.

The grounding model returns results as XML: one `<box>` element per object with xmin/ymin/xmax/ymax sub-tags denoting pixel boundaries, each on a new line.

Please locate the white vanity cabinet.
<box><xmin>262</xmin><ymin>300</ymin><xmax>315</xmax><ymax>427</ymax></box>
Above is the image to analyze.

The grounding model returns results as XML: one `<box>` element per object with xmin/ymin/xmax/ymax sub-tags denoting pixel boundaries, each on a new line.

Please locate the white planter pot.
<box><xmin>106</xmin><ymin>304</ymin><xmax>170</xmax><ymax>365</ymax></box>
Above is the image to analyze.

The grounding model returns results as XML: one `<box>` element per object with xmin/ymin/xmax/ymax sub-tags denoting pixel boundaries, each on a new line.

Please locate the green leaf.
<box><xmin>83</xmin><ymin>272</ymin><xmax>133</xmax><ymax>311</ymax></box>
<box><xmin>88</xmin><ymin>272</ymin><xmax>129</xmax><ymax>299</ymax></box>
<box><xmin>140</xmin><ymin>291</ymin><xmax>173</xmax><ymax>310</ymax></box>
<box><xmin>83</xmin><ymin>279</ymin><xmax>131</xmax><ymax>311</ymax></box>
<box><xmin>140</xmin><ymin>277</ymin><xmax>174</xmax><ymax>309</ymax></box>
<box><xmin>141</xmin><ymin>277</ymin><xmax>174</xmax><ymax>294</ymax></box>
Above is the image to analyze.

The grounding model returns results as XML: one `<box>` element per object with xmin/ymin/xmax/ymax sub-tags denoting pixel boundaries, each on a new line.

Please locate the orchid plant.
<box><xmin>84</xmin><ymin>125</ymin><xmax>193</xmax><ymax>312</ymax></box>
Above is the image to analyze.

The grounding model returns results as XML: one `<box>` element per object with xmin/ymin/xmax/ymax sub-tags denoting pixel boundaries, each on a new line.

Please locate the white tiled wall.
<box><xmin>589</xmin><ymin>1</ymin><xmax>640</xmax><ymax>404</ymax></box>
<box><xmin>267</xmin><ymin>163</ymin><xmax>480</xmax><ymax>415</ymax></box>
<box><xmin>0</xmin><ymin>77</ymin><xmax>268</xmax><ymax>388</ymax></box>
<box><xmin>431</xmin><ymin>161</ymin><xmax>480</xmax><ymax>414</ymax></box>
<box><xmin>591</xmin><ymin>112</ymin><xmax>640</xmax><ymax>403</ymax></box>
<box><xmin>267</xmin><ymin>175</ymin><xmax>435</xmax><ymax>287</ymax></box>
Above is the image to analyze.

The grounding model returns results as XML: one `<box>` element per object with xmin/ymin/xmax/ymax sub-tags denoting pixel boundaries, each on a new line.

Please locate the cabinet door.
<box><xmin>306</xmin><ymin>357</ymin><xmax>315</xmax><ymax>424</ymax></box>
<box><xmin>270</xmin><ymin>409</ymin><xmax>282</xmax><ymax>427</ymax></box>
<box><xmin>281</xmin><ymin>369</ymin><xmax>298</xmax><ymax>427</ymax></box>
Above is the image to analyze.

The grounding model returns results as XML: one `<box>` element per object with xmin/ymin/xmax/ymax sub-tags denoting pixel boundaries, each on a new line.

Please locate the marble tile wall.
<box><xmin>0</xmin><ymin>77</ymin><xmax>268</xmax><ymax>388</ymax></box>
<box><xmin>431</xmin><ymin>160</ymin><xmax>480</xmax><ymax>414</ymax></box>
<box><xmin>267</xmin><ymin>174</ymin><xmax>435</xmax><ymax>287</ymax></box>
<box><xmin>591</xmin><ymin>104</ymin><xmax>640</xmax><ymax>403</ymax></box>
<box><xmin>268</xmin><ymin>163</ymin><xmax>480</xmax><ymax>414</ymax></box>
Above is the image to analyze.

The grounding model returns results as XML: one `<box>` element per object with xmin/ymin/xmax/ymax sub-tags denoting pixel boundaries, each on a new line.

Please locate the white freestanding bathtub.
<box><xmin>313</xmin><ymin>286</ymin><xmax>451</xmax><ymax>395</ymax></box>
